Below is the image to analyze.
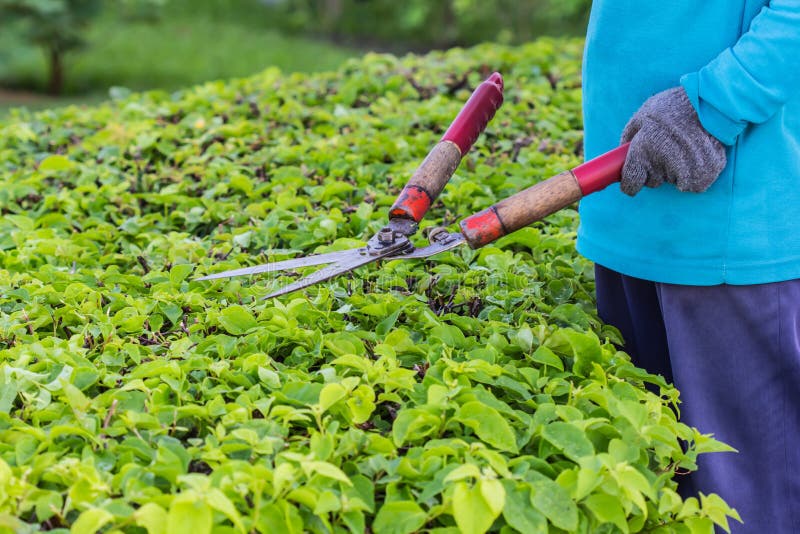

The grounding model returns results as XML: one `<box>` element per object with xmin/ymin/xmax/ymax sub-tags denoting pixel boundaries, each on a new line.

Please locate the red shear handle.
<box><xmin>389</xmin><ymin>73</ymin><xmax>505</xmax><ymax>224</ymax></box>
<box><xmin>441</xmin><ymin>72</ymin><xmax>505</xmax><ymax>154</ymax></box>
<box><xmin>573</xmin><ymin>142</ymin><xmax>629</xmax><ymax>195</ymax></box>
<box><xmin>460</xmin><ymin>143</ymin><xmax>629</xmax><ymax>248</ymax></box>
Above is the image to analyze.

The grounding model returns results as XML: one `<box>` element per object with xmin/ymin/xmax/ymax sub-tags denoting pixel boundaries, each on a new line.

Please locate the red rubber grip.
<box><xmin>459</xmin><ymin>206</ymin><xmax>506</xmax><ymax>248</ymax></box>
<box><xmin>459</xmin><ymin>144</ymin><xmax>631</xmax><ymax>249</ymax></box>
<box><xmin>441</xmin><ymin>72</ymin><xmax>504</xmax><ymax>155</ymax></box>
<box><xmin>572</xmin><ymin>143</ymin><xmax>630</xmax><ymax>195</ymax></box>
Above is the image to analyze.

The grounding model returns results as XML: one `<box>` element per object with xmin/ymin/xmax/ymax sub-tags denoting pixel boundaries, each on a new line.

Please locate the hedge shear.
<box><xmin>198</xmin><ymin>72</ymin><xmax>630</xmax><ymax>298</ymax></box>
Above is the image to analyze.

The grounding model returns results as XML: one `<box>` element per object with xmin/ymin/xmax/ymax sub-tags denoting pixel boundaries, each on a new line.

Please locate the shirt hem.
<box><xmin>577</xmin><ymin>233</ymin><xmax>800</xmax><ymax>286</ymax></box>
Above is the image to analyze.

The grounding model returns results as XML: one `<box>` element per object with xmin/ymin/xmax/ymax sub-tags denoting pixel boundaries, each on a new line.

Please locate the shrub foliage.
<box><xmin>0</xmin><ymin>39</ymin><xmax>738</xmax><ymax>533</ymax></box>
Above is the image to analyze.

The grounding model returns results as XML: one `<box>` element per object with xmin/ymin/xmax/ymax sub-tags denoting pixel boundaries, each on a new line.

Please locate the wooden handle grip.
<box><xmin>389</xmin><ymin>73</ymin><xmax>505</xmax><ymax>223</ymax></box>
<box><xmin>459</xmin><ymin>144</ymin><xmax>629</xmax><ymax>248</ymax></box>
<box><xmin>460</xmin><ymin>171</ymin><xmax>582</xmax><ymax>248</ymax></box>
<box><xmin>389</xmin><ymin>141</ymin><xmax>462</xmax><ymax>222</ymax></box>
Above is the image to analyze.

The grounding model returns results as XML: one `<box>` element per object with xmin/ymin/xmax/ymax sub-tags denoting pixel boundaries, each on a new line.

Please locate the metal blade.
<box><xmin>389</xmin><ymin>232</ymin><xmax>465</xmax><ymax>259</ymax></box>
<box><xmin>195</xmin><ymin>248</ymin><xmax>365</xmax><ymax>280</ymax></box>
<box><xmin>263</xmin><ymin>247</ymin><xmax>393</xmax><ymax>299</ymax></box>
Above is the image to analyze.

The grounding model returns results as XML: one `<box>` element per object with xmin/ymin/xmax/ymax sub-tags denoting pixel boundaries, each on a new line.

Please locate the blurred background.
<box><xmin>0</xmin><ymin>0</ymin><xmax>591</xmax><ymax>118</ymax></box>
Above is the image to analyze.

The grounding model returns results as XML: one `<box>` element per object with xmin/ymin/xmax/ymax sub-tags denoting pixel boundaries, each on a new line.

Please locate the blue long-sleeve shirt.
<box><xmin>578</xmin><ymin>0</ymin><xmax>800</xmax><ymax>284</ymax></box>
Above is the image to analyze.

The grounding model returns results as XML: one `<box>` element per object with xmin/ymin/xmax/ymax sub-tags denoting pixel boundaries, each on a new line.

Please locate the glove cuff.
<box><xmin>680</xmin><ymin>73</ymin><xmax>742</xmax><ymax>146</ymax></box>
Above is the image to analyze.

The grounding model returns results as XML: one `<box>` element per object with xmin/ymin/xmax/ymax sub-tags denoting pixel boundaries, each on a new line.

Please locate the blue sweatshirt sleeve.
<box><xmin>680</xmin><ymin>1</ymin><xmax>800</xmax><ymax>145</ymax></box>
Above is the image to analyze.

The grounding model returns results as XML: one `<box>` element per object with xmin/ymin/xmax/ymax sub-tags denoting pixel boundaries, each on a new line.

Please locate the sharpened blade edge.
<box><xmin>263</xmin><ymin>246</ymin><xmax>398</xmax><ymax>299</ymax></box>
<box><xmin>195</xmin><ymin>248</ymin><xmax>366</xmax><ymax>280</ymax></box>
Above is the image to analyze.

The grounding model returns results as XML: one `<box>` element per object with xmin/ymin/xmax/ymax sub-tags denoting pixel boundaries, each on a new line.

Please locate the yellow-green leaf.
<box><xmin>456</xmin><ymin>402</ymin><xmax>518</xmax><ymax>454</ymax></box>
<box><xmin>218</xmin><ymin>305</ymin><xmax>257</xmax><ymax>335</ymax></box>
<box><xmin>452</xmin><ymin>481</ymin><xmax>503</xmax><ymax>534</ymax></box>
<box><xmin>166</xmin><ymin>495</ymin><xmax>212</xmax><ymax>534</ymax></box>
<box><xmin>531</xmin><ymin>479</ymin><xmax>578</xmax><ymax>532</ymax></box>
<box><xmin>71</xmin><ymin>508</ymin><xmax>114</xmax><ymax>534</ymax></box>
<box><xmin>541</xmin><ymin>421</ymin><xmax>594</xmax><ymax>461</ymax></box>
<box><xmin>133</xmin><ymin>503</ymin><xmax>168</xmax><ymax>534</ymax></box>
<box><xmin>373</xmin><ymin>501</ymin><xmax>427</xmax><ymax>534</ymax></box>
<box><xmin>584</xmin><ymin>492</ymin><xmax>629</xmax><ymax>533</ymax></box>
<box><xmin>39</xmin><ymin>154</ymin><xmax>76</xmax><ymax>171</ymax></box>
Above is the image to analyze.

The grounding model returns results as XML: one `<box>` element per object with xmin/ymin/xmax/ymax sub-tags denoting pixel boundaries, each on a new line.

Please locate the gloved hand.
<box><xmin>620</xmin><ymin>86</ymin><xmax>727</xmax><ymax>196</ymax></box>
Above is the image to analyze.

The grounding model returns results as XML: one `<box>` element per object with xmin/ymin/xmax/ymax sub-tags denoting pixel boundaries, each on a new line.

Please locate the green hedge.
<box><xmin>0</xmin><ymin>39</ymin><xmax>738</xmax><ymax>533</ymax></box>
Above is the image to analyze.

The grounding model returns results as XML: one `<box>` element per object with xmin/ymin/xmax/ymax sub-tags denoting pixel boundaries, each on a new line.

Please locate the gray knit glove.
<box><xmin>620</xmin><ymin>86</ymin><xmax>727</xmax><ymax>196</ymax></box>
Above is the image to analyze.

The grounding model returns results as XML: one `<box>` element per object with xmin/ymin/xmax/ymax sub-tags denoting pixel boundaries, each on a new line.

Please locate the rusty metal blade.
<box><xmin>263</xmin><ymin>247</ymin><xmax>393</xmax><ymax>299</ymax></box>
<box><xmin>195</xmin><ymin>248</ymin><xmax>365</xmax><ymax>280</ymax></box>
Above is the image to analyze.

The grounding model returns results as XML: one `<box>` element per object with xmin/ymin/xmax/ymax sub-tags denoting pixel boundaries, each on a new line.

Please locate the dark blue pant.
<box><xmin>594</xmin><ymin>265</ymin><xmax>800</xmax><ymax>533</ymax></box>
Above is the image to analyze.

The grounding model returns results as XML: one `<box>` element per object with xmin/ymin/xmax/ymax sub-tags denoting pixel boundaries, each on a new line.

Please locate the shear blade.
<box><xmin>199</xmin><ymin>232</ymin><xmax>466</xmax><ymax>298</ymax></box>
<box><xmin>195</xmin><ymin>248</ymin><xmax>365</xmax><ymax>280</ymax></box>
<box><xmin>263</xmin><ymin>248</ymin><xmax>390</xmax><ymax>299</ymax></box>
<box><xmin>390</xmin><ymin>232</ymin><xmax>465</xmax><ymax>259</ymax></box>
<box><xmin>263</xmin><ymin>233</ymin><xmax>466</xmax><ymax>299</ymax></box>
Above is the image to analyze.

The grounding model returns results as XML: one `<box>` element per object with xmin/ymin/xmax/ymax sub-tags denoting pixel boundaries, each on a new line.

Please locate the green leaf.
<box><xmin>694</xmin><ymin>433</ymin><xmax>738</xmax><ymax>454</ymax></box>
<box><xmin>71</xmin><ymin>508</ymin><xmax>114</xmax><ymax>534</ymax></box>
<box><xmin>257</xmin><ymin>501</ymin><xmax>304</xmax><ymax>533</ymax></box>
<box><xmin>541</xmin><ymin>421</ymin><xmax>594</xmax><ymax>461</ymax></box>
<box><xmin>617</xmin><ymin>464</ymin><xmax>657</xmax><ymax>504</ymax></box>
<box><xmin>304</xmin><ymin>461</ymin><xmax>353</xmax><ymax>486</ymax></box>
<box><xmin>345</xmin><ymin>384</ymin><xmax>376</xmax><ymax>424</ymax></box>
<box><xmin>39</xmin><ymin>154</ymin><xmax>76</xmax><ymax>171</ymax></box>
<box><xmin>376</xmin><ymin>307</ymin><xmax>403</xmax><ymax>336</ymax></box>
<box><xmin>133</xmin><ymin>503</ymin><xmax>168</xmax><ymax>534</ymax></box>
<box><xmin>575</xmin><ymin>466</ymin><xmax>602</xmax><ymax>501</ymax></box>
<box><xmin>531</xmin><ymin>346</ymin><xmax>564</xmax><ymax>371</ymax></box>
<box><xmin>584</xmin><ymin>492</ymin><xmax>629</xmax><ymax>533</ymax></box>
<box><xmin>349</xmin><ymin>474</ymin><xmax>376</xmax><ymax>513</ymax></box>
<box><xmin>218</xmin><ymin>305</ymin><xmax>257</xmax><ymax>335</ymax></box>
<box><xmin>658</xmin><ymin>488</ymin><xmax>683</xmax><ymax>516</ymax></box>
<box><xmin>310</xmin><ymin>431</ymin><xmax>334</xmax><ymax>461</ymax></box>
<box><xmin>530</xmin><ymin>479</ymin><xmax>579</xmax><ymax>532</ymax></box>
<box><xmin>166</xmin><ymin>495</ymin><xmax>213</xmax><ymax>534</ymax></box>
<box><xmin>392</xmin><ymin>408</ymin><xmax>442</xmax><ymax>446</ymax></box>
<box><xmin>700</xmin><ymin>492</ymin><xmax>741</xmax><ymax>532</ymax></box>
<box><xmin>342</xmin><ymin>510</ymin><xmax>365</xmax><ymax>534</ymax></box>
<box><xmin>372</xmin><ymin>501</ymin><xmax>427</xmax><ymax>534</ymax></box>
<box><xmin>0</xmin><ymin>375</ymin><xmax>17</xmax><ymax>414</ymax></box>
<box><xmin>258</xmin><ymin>367</ymin><xmax>282</xmax><ymax>389</ymax></box>
<box><xmin>34</xmin><ymin>491</ymin><xmax>62</xmax><ymax>523</ymax></box>
<box><xmin>479</xmin><ymin>479</ymin><xmax>505</xmax><ymax>517</ymax></box>
<box><xmin>516</xmin><ymin>325</ymin><xmax>534</xmax><ymax>352</ymax></box>
<box><xmin>170</xmin><ymin>263</ymin><xmax>195</xmax><ymax>284</ymax></box>
<box><xmin>678</xmin><ymin>497</ymin><xmax>701</xmax><ymax>520</ymax></box>
<box><xmin>551</xmin><ymin>303</ymin><xmax>593</xmax><ymax>330</ymax></box>
<box><xmin>207</xmin><ymin>488</ymin><xmax>246</xmax><ymax>533</ymax></box>
<box><xmin>443</xmin><ymin>463</ymin><xmax>483</xmax><ymax>483</ymax></box>
<box><xmin>318</xmin><ymin>383</ymin><xmax>348</xmax><ymax>413</ymax></box>
<box><xmin>452</xmin><ymin>481</ymin><xmax>504</xmax><ymax>534</ymax></box>
<box><xmin>684</xmin><ymin>516</ymin><xmax>715</xmax><ymax>534</ymax></box>
<box><xmin>456</xmin><ymin>401</ymin><xmax>518</xmax><ymax>453</ymax></box>
<box><xmin>500</xmin><ymin>481</ymin><xmax>547</xmax><ymax>534</ymax></box>
<box><xmin>314</xmin><ymin>490</ymin><xmax>341</xmax><ymax>514</ymax></box>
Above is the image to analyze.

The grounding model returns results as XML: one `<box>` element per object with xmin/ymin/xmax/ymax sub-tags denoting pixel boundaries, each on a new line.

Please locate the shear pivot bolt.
<box><xmin>428</xmin><ymin>227</ymin><xmax>449</xmax><ymax>243</ymax></box>
<box><xmin>378</xmin><ymin>227</ymin><xmax>395</xmax><ymax>245</ymax></box>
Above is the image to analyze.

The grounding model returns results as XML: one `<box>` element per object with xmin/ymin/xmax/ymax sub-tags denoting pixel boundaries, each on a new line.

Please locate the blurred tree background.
<box><xmin>0</xmin><ymin>0</ymin><xmax>590</xmax><ymax>116</ymax></box>
<box><xmin>272</xmin><ymin>0</ymin><xmax>590</xmax><ymax>49</ymax></box>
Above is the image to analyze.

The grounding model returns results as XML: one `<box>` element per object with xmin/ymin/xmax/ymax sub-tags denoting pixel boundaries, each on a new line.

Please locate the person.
<box><xmin>578</xmin><ymin>2</ymin><xmax>800</xmax><ymax>532</ymax></box>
